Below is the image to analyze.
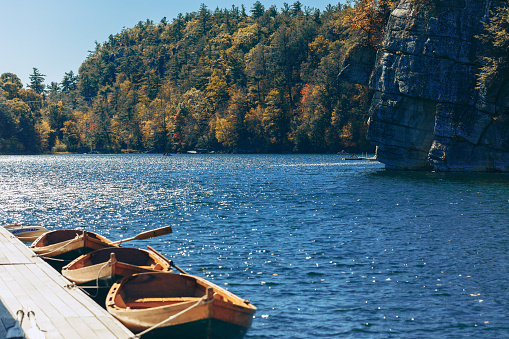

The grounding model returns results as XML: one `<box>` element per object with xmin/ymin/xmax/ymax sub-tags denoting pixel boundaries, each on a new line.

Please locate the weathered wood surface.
<box><xmin>0</xmin><ymin>227</ymin><xmax>134</xmax><ymax>338</ymax></box>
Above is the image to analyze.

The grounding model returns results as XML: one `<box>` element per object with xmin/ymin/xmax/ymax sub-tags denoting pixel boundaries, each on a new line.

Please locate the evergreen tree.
<box><xmin>251</xmin><ymin>1</ymin><xmax>265</xmax><ymax>19</ymax></box>
<box><xmin>61</xmin><ymin>71</ymin><xmax>78</xmax><ymax>92</ymax></box>
<box><xmin>290</xmin><ymin>1</ymin><xmax>303</xmax><ymax>16</ymax></box>
<box><xmin>28</xmin><ymin>68</ymin><xmax>46</xmax><ymax>95</ymax></box>
<box><xmin>1</xmin><ymin>3</ymin><xmax>384</xmax><ymax>154</ymax></box>
<box><xmin>47</xmin><ymin>82</ymin><xmax>60</xmax><ymax>97</ymax></box>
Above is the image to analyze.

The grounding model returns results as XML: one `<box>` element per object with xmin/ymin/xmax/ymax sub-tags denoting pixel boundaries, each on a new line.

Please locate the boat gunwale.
<box><xmin>108</xmin><ymin>272</ymin><xmax>255</xmax><ymax>309</ymax></box>
<box><xmin>62</xmin><ymin>248</ymin><xmax>172</xmax><ymax>284</ymax></box>
<box><xmin>30</xmin><ymin>229</ymin><xmax>115</xmax><ymax>257</ymax></box>
<box><xmin>106</xmin><ymin>272</ymin><xmax>256</xmax><ymax>332</ymax></box>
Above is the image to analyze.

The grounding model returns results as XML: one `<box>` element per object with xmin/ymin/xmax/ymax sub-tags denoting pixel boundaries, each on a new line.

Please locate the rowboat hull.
<box><xmin>30</xmin><ymin>230</ymin><xmax>115</xmax><ymax>270</ymax></box>
<box><xmin>3</xmin><ymin>224</ymin><xmax>49</xmax><ymax>243</ymax></box>
<box><xmin>62</xmin><ymin>247</ymin><xmax>172</xmax><ymax>285</ymax></box>
<box><xmin>123</xmin><ymin>318</ymin><xmax>251</xmax><ymax>339</ymax></box>
<box><xmin>106</xmin><ymin>272</ymin><xmax>256</xmax><ymax>339</ymax></box>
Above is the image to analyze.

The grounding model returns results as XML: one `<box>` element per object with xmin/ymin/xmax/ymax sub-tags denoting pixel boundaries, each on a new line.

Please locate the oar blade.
<box><xmin>135</xmin><ymin>225</ymin><xmax>173</xmax><ymax>240</ymax></box>
<box><xmin>109</xmin><ymin>225</ymin><xmax>173</xmax><ymax>245</ymax></box>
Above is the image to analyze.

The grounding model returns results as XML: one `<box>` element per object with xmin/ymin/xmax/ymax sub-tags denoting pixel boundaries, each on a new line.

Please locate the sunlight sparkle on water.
<box><xmin>1</xmin><ymin>154</ymin><xmax>509</xmax><ymax>338</ymax></box>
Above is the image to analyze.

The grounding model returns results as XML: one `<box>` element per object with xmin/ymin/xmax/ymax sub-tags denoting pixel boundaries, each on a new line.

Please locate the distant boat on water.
<box><xmin>341</xmin><ymin>153</ymin><xmax>377</xmax><ymax>161</ymax></box>
<box><xmin>187</xmin><ymin>149</ymin><xmax>212</xmax><ymax>154</ymax></box>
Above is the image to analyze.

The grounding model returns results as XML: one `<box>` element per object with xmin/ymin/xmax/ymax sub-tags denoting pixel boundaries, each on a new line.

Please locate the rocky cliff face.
<box><xmin>339</xmin><ymin>0</ymin><xmax>509</xmax><ymax>171</ymax></box>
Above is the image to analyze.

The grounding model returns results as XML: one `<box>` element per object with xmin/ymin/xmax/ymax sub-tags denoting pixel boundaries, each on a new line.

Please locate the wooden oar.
<box><xmin>147</xmin><ymin>245</ymin><xmax>187</xmax><ymax>274</ymax></box>
<box><xmin>109</xmin><ymin>225</ymin><xmax>173</xmax><ymax>246</ymax></box>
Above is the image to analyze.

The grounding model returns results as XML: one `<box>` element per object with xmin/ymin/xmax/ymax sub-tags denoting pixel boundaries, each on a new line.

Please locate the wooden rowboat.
<box><xmin>30</xmin><ymin>226</ymin><xmax>173</xmax><ymax>271</ymax></box>
<box><xmin>30</xmin><ymin>230</ymin><xmax>115</xmax><ymax>270</ymax></box>
<box><xmin>106</xmin><ymin>272</ymin><xmax>256</xmax><ymax>339</ymax></box>
<box><xmin>62</xmin><ymin>247</ymin><xmax>172</xmax><ymax>286</ymax></box>
<box><xmin>3</xmin><ymin>224</ymin><xmax>49</xmax><ymax>243</ymax></box>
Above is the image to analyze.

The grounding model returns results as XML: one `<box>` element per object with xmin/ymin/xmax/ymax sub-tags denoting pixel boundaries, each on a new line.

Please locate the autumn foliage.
<box><xmin>477</xmin><ymin>5</ymin><xmax>509</xmax><ymax>90</ymax></box>
<box><xmin>341</xmin><ymin>0</ymin><xmax>396</xmax><ymax>49</ymax></box>
<box><xmin>1</xmin><ymin>2</ymin><xmax>376</xmax><ymax>154</ymax></box>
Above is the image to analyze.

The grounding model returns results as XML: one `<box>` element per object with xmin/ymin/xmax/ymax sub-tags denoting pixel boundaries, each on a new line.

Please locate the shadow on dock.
<box><xmin>0</xmin><ymin>301</ymin><xmax>17</xmax><ymax>338</ymax></box>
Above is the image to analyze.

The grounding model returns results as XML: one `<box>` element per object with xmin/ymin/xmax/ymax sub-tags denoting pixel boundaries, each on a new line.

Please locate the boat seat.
<box><xmin>126</xmin><ymin>297</ymin><xmax>202</xmax><ymax>309</ymax></box>
<box><xmin>133</xmin><ymin>297</ymin><xmax>201</xmax><ymax>303</ymax></box>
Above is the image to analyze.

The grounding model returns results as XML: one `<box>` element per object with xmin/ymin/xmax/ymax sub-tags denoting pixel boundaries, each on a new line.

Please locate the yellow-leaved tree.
<box><xmin>341</xmin><ymin>0</ymin><xmax>396</xmax><ymax>49</ymax></box>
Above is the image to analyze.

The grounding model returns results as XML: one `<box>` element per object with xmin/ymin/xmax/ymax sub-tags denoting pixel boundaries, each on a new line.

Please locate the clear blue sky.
<box><xmin>1</xmin><ymin>0</ymin><xmax>339</xmax><ymax>87</ymax></box>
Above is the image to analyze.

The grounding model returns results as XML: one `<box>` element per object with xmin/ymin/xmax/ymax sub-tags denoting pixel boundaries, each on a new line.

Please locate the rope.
<box><xmin>38</xmin><ymin>256</ymin><xmax>68</xmax><ymax>262</ymax></box>
<box><xmin>65</xmin><ymin>282</ymin><xmax>78</xmax><ymax>289</ymax></box>
<box><xmin>65</xmin><ymin>282</ymin><xmax>92</xmax><ymax>298</ymax></box>
<box><xmin>89</xmin><ymin>257</ymin><xmax>116</xmax><ymax>298</ymax></box>
<box><xmin>32</xmin><ymin>233</ymin><xmax>81</xmax><ymax>258</ymax></box>
<box><xmin>131</xmin><ymin>294</ymin><xmax>215</xmax><ymax>338</ymax></box>
<box><xmin>63</xmin><ymin>257</ymin><xmax>115</xmax><ymax>297</ymax></box>
<box><xmin>75</xmin><ymin>285</ymin><xmax>111</xmax><ymax>289</ymax></box>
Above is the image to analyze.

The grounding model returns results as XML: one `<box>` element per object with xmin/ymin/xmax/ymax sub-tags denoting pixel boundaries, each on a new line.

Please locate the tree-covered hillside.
<box><xmin>1</xmin><ymin>1</ymin><xmax>395</xmax><ymax>154</ymax></box>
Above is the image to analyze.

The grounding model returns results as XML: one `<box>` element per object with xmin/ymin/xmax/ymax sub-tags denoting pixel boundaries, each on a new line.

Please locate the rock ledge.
<box><xmin>339</xmin><ymin>0</ymin><xmax>509</xmax><ymax>171</ymax></box>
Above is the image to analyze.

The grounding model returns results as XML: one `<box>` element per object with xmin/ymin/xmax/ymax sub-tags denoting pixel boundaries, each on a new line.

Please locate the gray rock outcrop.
<box><xmin>339</xmin><ymin>0</ymin><xmax>509</xmax><ymax>171</ymax></box>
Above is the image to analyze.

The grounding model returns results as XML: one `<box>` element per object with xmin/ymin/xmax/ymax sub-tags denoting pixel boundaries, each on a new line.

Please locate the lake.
<box><xmin>1</xmin><ymin>154</ymin><xmax>508</xmax><ymax>338</ymax></box>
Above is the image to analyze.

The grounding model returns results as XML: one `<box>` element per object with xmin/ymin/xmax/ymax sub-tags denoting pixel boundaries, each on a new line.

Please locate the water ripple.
<box><xmin>1</xmin><ymin>154</ymin><xmax>509</xmax><ymax>337</ymax></box>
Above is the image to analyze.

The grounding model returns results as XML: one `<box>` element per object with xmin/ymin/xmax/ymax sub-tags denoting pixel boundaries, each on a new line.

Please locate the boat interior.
<box><xmin>71</xmin><ymin>247</ymin><xmax>165</xmax><ymax>270</ymax></box>
<box><xmin>113</xmin><ymin>273</ymin><xmax>213</xmax><ymax>309</ymax></box>
<box><xmin>33</xmin><ymin>230</ymin><xmax>108</xmax><ymax>247</ymax></box>
<box><xmin>34</xmin><ymin>230</ymin><xmax>84</xmax><ymax>246</ymax></box>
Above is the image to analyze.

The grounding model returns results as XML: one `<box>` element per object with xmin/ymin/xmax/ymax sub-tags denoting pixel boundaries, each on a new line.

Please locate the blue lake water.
<box><xmin>1</xmin><ymin>154</ymin><xmax>509</xmax><ymax>338</ymax></box>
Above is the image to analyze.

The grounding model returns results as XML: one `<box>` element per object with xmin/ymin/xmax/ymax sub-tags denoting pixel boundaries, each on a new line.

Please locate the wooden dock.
<box><xmin>0</xmin><ymin>226</ymin><xmax>134</xmax><ymax>338</ymax></box>
<box><xmin>342</xmin><ymin>156</ymin><xmax>378</xmax><ymax>161</ymax></box>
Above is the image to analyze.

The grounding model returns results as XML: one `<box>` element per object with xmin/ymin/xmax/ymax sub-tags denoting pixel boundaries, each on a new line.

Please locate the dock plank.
<box><xmin>85</xmin><ymin>316</ymin><xmax>120</xmax><ymax>339</ymax></box>
<box><xmin>0</xmin><ymin>227</ymin><xmax>134</xmax><ymax>338</ymax></box>
<box><xmin>1</xmin><ymin>263</ymin><xmax>70</xmax><ymax>336</ymax></box>
<box><xmin>0</xmin><ymin>240</ymin><xmax>26</xmax><ymax>264</ymax></box>
<box><xmin>62</xmin><ymin>316</ymin><xmax>103</xmax><ymax>338</ymax></box>
<box><xmin>49</xmin><ymin>317</ymin><xmax>83</xmax><ymax>339</ymax></box>
<box><xmin>0</xmin><ymin>269</ymin><xmax>24</xmax><ymax>315</ymax></box>
<box><xmin>4</xmin><ymin>265</ymin><xmax>78</xmax><ymax>319</ymax></box>
<box><xmin>0</xmin><ymin>230</ymin><xmax>37</xmax><ymax>264</ymax></box>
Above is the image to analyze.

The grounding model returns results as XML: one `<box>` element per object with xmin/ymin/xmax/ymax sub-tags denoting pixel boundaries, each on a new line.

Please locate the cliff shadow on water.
<box><xmin>369</xmin><ymin>168</ymin><xmax>509</xmax><ymax>185</ymax></box>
